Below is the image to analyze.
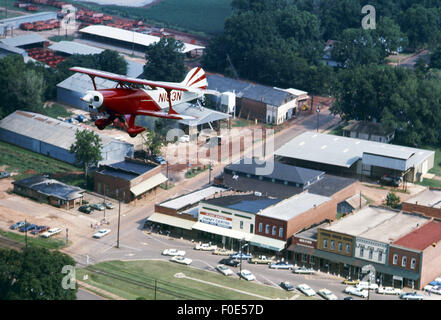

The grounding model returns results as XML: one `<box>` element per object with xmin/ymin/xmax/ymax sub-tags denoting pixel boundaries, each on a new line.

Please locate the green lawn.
<box><xmin>0</xmin><ymin>140</ymin><xmax>80</xmax><ymax>181</ymax></box>
<box><xmin>76</xmin><ymin>260</ymin><xmax>313</xmax><ymax>300</ymax></box>
<box><xmin>0</xmin><ymin>229</ymin><xmax>66</xmax><ymax>250</ymax></box>
<box><xmin>427</xmin><ymin>146</ymin><xmax>441</xmax><ymax>176</ymax></box>
<box><xmin>417</xmin><ymin>178</ymin><xmax>441</xmax><ymax>188</ymax></box>
<box><xmin>42</xmin><ymin>103</ymin><xmax>74</xmax><ymax>119</ymax></box>
<box><xmin>48</xmin><ymin>35</ymin><xmax>75</xmax><ymax>43</ymax></box>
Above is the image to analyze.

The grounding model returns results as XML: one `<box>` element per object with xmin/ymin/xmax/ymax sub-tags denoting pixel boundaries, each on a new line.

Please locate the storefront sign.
<box><xmin>199</xmin><ymin>211</ymin><xmax>232</xmax><ymax>229</ymax></box>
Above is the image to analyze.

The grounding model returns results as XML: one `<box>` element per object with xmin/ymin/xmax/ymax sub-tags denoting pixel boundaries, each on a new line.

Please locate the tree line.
<box><xmin>200</xmin><ymin>0</ymin><xmax>441</xmax><ymax>147</ymax></box>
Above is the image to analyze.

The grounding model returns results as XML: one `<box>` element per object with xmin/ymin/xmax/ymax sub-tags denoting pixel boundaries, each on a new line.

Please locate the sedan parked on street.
<box><xmin>344</xmin><ymin>286</ymin><xmax>368</xmax><ymax>298</ymax></box>
<box><xmin>280</xmin><ymin>281</ymin><xmax>295</xmax><ymax>291</ymax></box>
<box><xmin>30</xmin><ymin>225</ymin><xmax>50</xmax><ymax>235</ymax></box>
<box><xmin>194</xmin><ymin>242</ymin><xmax>217</xmax><ymax>251</ymax></box>
<box><xmin>377</xmin><ymin>286</ymin><xmax>402</xmax><ymax>295</ymax></box>
<box><xmin>269</xmin><ymin>261</ymin><xmax>294</xmax><ymax>270</ymax></box>
<box><xmin>400</xmin><ymin>292</ymin><xmax>424</xmax><ymax>300</ymax></box>
<box><xmin>219</xmin><ymin>258</ymin><xmax>241</xmax><ymax>267</ymax></box>
<box><xmin>293</xmin><ymin>266</ymin><xmax>315</xmax><ymax>274</ymax></box>
<box><xmin>162</xmin><ymin>248</ymin><xmax>186</xmax><ymax>256</ymax></box>
<box><xmin>90</xmin><ymin>203</ymin><xmax>105</xmax><ymax>211</ymax></box>
<box><xmin>79</xmin><ymin>205</ymin><xmax>94</xmax><ymax>214</ymax></box>
<box><xmin>231</xmin><ymin>252</ymin><xmax>253</xmax><ymax>260</ymax></box>
<box><xmin>41</xmin><ymin>227</ymin><xmax>62</xmax><ymax>238</ymax></box>
<box><xmin>318</xmin><ymin>288</ymin><xmax>338</xmax><ymax>300</ymax></box>
<box><xmin>93</xmin><ymin>229</ymin><xmax>111</xmax><ymax>239</ymax></box>
<box><xmin>297</xmin><ymin>284</ymin><xmax>316</xmax><ymax>296</ymax></box>
<box><xmin>239</xmin><ymin>269</ymin><xmax>256</xmax><ymax>281</ymax></box>
<box><xmin>19</xmin><ymin>223</ymin><xmax>37</xmax><ymax>232</ymax></box>
<box><xmin>171</xmin><ymin>256</ymin><xmax>192</xmax><ymax>265</ymax></box>
<box><xmin>216</xmin><ymin>265</ymin><xmax>233</xmax><ymax>276</ymax></box>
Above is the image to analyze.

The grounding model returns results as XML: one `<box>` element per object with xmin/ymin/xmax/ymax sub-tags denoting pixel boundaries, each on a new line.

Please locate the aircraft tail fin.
<box><xmin>181</xmin><ymin>67</ymin><xmax>207</xmax><ymax>90</ymax></box>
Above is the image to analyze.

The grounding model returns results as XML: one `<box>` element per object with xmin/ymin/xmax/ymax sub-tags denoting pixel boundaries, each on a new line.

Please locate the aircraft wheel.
<box><xmin>129</xmin><ymin>133</ymin><xmax>138</xmax><ymax>138</ymax></box>
<box><xmin>97</xmin><ymin>125</ymin><xmax>105</xmax><ymax>130</ymax></box>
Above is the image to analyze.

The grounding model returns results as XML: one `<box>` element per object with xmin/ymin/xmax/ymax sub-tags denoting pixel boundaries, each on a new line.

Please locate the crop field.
<box><xmin>76</xmin><ymin>0</ymin><xmax>232</xmax><ymax>35</ymax></box>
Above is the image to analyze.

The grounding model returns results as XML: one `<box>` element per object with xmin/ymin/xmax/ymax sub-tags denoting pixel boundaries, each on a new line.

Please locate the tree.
<box><xmin>143</xmin><ymin>37</ymin><xmax>186</xmax><ymax>82</ymax></box>
<box><xmin>0</xmin><ymin>247</ymin><xmax>77</xmax><ymax>300</ymax></box>
<box><xmin>386</xmin><ymin>192</ymin><xmax>401</xmax><ymax>209</ymax></box>
<box><xmin>429</xmin><ymin>46</ymin><xmax>441</xmax><ymax>69</ymax></box>
<box><xmin>69</xmin><ymin>129</ymin><xmax>103</xmax><ymax>181</ymax></box>
<box><xmin>143</xmin><ymin>130</ymin><xmax>162</xmax><ymax>156</ymax></box>
<box><xmin>9</xmin><ymin>69</ymin><xmax>46</xmax><ymax>114</ymax></box>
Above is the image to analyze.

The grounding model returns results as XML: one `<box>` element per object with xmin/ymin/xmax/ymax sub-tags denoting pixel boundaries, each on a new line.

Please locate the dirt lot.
<box><xmin>357</xmin><ymin>181</ymin><xmax>427</xmax><ymax>206</ymax></box>
<box><xmin>0</xmin><ymin>177</ymin><xmax>130</xmax><ymax>247</ymax></box>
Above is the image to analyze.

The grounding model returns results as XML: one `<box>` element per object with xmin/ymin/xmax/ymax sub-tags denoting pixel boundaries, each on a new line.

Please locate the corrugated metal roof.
<box><xmin>202</xmin><ymin>194</ymin><xmax>281</xmax><ymax>214</ymax></box>
<box><xmin>0</xmin><ymin>43</ymin><xmax>27</xmax><ymax>55</ymax></box>
<box><xmin>147</xmin><ymin>212</ymin><xmax>196</xmax><ymax>230</ymax></box>
<box><xmin>0</xmin><ymin>110</ymin><xmax>131</xmax><ymax>150</ymax></box>
<box><xmin>57</xmin><ymin>72</ymin><xmax>116</xmax><ymax>92</ymax></box>
<box><xmin>0</xmin><ymin>34</ymin><xmax>46</xmax><ymax>47</ymax></box>
<box><xmin>258</xmin><ymin>192</ymin><xmax>331</xmax><ymax>221</ymax></box>
<box><xmin>130</xmin><ymin>173</ymin><xmax>167</xmax><ymax>196</ymax></box>
<box><xmin>174</xmin><ymin>103</ymin><xmax>230</xmax><ymax>126</ymax></box>
<box><xmin>79</xmin><ymin>25</ymin><xmax>205</xmax><ymax>53</ymax></box>
<box><xmin>275</xmin><ymin>131</ymin><xmax>435</xmax><ymax>169</ymax></box>
<box><xmin>225</xmin><ymin>157</ymin><xmax>324</xmax><ymax>185</ymax></box>
<box><xmin>48</xmin><ymin>41</ymin><xmax>104</xmax><ymax>55</ymax></box>
<box><xmin>207</xmin><ymin>74</ymin><xmax>294</xmax><ymax>107</ymax></box>
<box><xmin>0</xmin><ymin>11</ymin><xmax>56</xmax><ymax>25</ymax></box>
<box><xmin>13</xmin><ymin>175</ymin><xmax>84</xmax><ymax>200</ymax></box>
<box><xmin>159</xmin><ymin>186</ymin><xmax>226</xmax><ymax>210</ymax></box>
<box><xmin>192</xmin><ymin>221</ymin><xmax>254</xmax><ymax>241</ymax></box>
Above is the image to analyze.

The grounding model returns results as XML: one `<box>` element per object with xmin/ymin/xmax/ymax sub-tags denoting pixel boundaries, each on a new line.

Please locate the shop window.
<box><xmin>378</xmin><ymin>251</ymin><xmax>383</xmax><ymax>261</ymax></box>
<box><xmin>309</xmin><ymin>256</ymin><xmax>315</xmax><ymax>264</ymax></box>
<box><xmin>302</xmin><ymin>254</ymin><xmax>307</xmax><ymax>262</ymax></box>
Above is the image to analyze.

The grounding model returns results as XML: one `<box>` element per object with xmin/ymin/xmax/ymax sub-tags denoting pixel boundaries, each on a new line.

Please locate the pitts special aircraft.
<box><xmin>70</xmin><ymin>66</ymin><xmax>209</xmax><ymax>137</ymax></box>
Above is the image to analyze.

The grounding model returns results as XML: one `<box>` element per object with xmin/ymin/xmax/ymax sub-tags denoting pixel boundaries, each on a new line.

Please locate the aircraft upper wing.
<box><xmin>70</xmin><ymin>67</ymin><xmax>199</xmax><ymax>93</ymax></box>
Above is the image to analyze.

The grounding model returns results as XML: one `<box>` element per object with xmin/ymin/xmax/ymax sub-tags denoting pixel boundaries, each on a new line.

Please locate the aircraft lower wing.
<box><xmin>135</xmin><ymin>109</ymin><xmax>196</xmax><ymax>120</ymax></box>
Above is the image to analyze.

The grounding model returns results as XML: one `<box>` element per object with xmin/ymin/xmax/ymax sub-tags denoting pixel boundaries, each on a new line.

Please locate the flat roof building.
<box><xmin>275</xmin><ymin>131</ymin><xmax>435</xmax><ymax>182</ymax></box>
<box><xmin>402</xmin><ymin>188</ymin><xmax>441</xmax><ymax>220</ymax></box>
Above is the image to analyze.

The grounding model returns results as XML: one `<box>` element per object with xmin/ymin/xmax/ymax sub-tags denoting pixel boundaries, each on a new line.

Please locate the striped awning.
<box><xmin>249</xmin><ymin>234</ymin><xmax>286</xmax><ymax>252</ymax></box>
<box><xmin>130</xmin><ymin>173</ymin><xmax>167</xmax><ymax>197</ymax></box>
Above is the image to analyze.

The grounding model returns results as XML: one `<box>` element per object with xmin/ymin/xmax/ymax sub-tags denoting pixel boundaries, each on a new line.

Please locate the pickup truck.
<box><xmin>250</xmin><ymin>255</ymin><xmax>274</xmax><ymax>264</ymax></box>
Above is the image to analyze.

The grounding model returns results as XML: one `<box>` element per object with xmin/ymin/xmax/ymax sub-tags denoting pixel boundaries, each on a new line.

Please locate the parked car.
<box><xmin>178</xmin><ymin>135</ymin><xmax>190</xmax><ymax>143</ymax></box>
<box><xmin>344</xmin><ymin>286</ymin><xmax>368</xmax><ymax>298</ymax></box>
<box><xmin>90</xmin><ymin>203</ymin><xmax>105</xmax><ymax>211</ymax></box>
<box><xmin>293</xmin><ymin>266</ymin><xmax>315</xmax><ymax>274</ymax></box>
<box><xmin>216</xmin><ymin>265</ymin><xmax>233</xmax><ymax>276</ymax></box>
<box><xmin>10</xmin><ymin>221</ymin><xmax>25</xmax><ymax>230</ymax></box>
<box><xmin>171</xmin><ymin>256</ymin><xmax>192</xmax><ymax>265</ymax></box>
<box><xmin>154</xmin><ymin>155</ymin><xmax>167</xmax><ymax>165</ymax></box>
<box><xmin>343</xmin><ymin>296</ymin><xmax>354</xmax><ymax>300</ymax></box>
<box><xmin>93</xmin><ymin>229</ymin><xmax>111</xmax><ymax>239</ymax></box>
<box><xmin>231</xmin><ymin>252</ymin><xmax>252</xmax><ymax>260</ymax></box>
<box><xmin>219</xmin><ymin>258</ymin><xmax>241</xmax><ymax>267</ymax></box>
<box><xmin>79</xmin><ymin>205</ymin><xmax>94</xmax><ymax>214</ymax></box>
<box><xmin>356</xmin><ymin>281</ymin><xmax>379</xmax><ymax>290</ymax></box>
<box><xmin>269</xmin><ymin>261</ymin><xmax>294</xmax><ymax>270</ymax></box>
<box><xmin>400</xmin><ymin>292</ymin><xmax>424</xmax><ymax>300</ymax></box>
<box><xmin>213</xmin><ymin>248</ymin><xmax>235</xmax><ymax>256</ymax></box>
<box><xmin>239</xmin><ymin>269</ymin><xmax>256</xmax><ymax>281</ymax></box>
<box><xmin>318</xmin><ymin>288</ymin><xmax>338</xmax><ymax>300</ymax></box>
<box><xmin>41</xmin><ymin>227</ymin><xmax>62</xmax><ymax>238</ymax></box>
<box><xmin>30</xmin><ymin>225</ymin><xmax>50</xmax><ymax>235</ymax></box>
<box><xmin>162</xmin><ymin>248</ymin><xmax>186</xmax><ymax>256</ymax></box>
<box><xmin>297</xmin><ymin>284</ymin><xmax>316</xmax><ymax>296</ymax></box>
<box><xmin>0</xmin><ymin>171</ymin><xmax>11</xmax><ymax>179</ymax></box>
<box><xmin>429</xmin><ymin>286</ymin><xmax>441</xmax><ymax>295</ymax></box>
<box><xmin>19</xmin><ymin>224</ymin><xmax>37</xmax><ymax>232</ymax></box>
<box><xmin>250</xmin><ymin>255</ymin><xmax>274</xmax><ymax>265</ymax></box>
<box><xmin>342</xmin><ymin>278</ymin><xmax>359</xmax><ymax>285</ymax></box>
<box><xmin>194</xmin><ymin>242</ymin><xmax>217</xmax><ymax>251</ymax></box>
<box><xmin>103</xmin><ymin>202</ymin><xmax>115</xmax><ymax>209</ymax></box>
<box><xmin>377</xmin><ymin>286</ymin><xmax>402</xmax><ymax>295</ymax></box>
<box><xmin>380</xmin><ymin>174</ymin><xmax>403</xmax><ymax>187</ymax></box>
<box><xmin>76</xmin><ymin>114</ymin><xmax>87</xmax><ymax>122</ymax></box>
<box><xmin>280</xmin><ymin>281</ymin><xmax>295</xmax><ymax>291</ymax></box>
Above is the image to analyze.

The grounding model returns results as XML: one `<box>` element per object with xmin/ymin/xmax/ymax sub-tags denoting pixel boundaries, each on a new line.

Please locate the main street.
<box><xmin>62</xmin><ymin>107</ymin><xmax>417</xmax><ymax>301</ymax></box>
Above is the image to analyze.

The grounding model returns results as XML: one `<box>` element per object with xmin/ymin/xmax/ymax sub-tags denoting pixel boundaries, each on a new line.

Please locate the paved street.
<box><xmin>61</xmin><ymin>108</ymin><xmax>438</xmax><ymax>300</ymax></box>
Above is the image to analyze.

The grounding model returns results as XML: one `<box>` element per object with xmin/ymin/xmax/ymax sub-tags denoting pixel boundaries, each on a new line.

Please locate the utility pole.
<box><xmin>166</xmin><ymin>161</ymin><xmax>169</xmax><ymax>189</ymax></box>
<box><xmin>316</xmin><ymin>105</ymin><xmax>320</xmax><ymax>132</ymax></box>
<box><xmin>103</xmin><ymin>187</ymin><xmax>106</xmax><ymax>222</ymax></box>
<box><xmin>116</xmin><ymin>190</ymin><xmax>123</xmax><ymax>248</ymax></box>
<box><xmin>25</xmin><ymin>219</ymin><xmax>28</xmax><ymax>248</ymax></box>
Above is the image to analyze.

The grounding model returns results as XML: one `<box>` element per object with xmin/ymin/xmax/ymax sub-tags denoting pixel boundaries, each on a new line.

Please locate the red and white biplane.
<box><xmin>70</xmin><ymin>66</ymin><xmax>208</xmax><ymax>137</ymax></box>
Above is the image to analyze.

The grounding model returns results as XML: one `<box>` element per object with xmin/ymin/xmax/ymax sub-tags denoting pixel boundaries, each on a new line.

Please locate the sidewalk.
<box><xmin>77</xmin><ymin>280</ymin><xmax>126</xmax><ymax>300</ymax></box>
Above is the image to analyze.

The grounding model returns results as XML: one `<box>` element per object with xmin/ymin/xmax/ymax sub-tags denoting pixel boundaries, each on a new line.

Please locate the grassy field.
<box><xmin>0</xmin><ymin>140</ymin><xmax>80</xmax><ymax>181</ymax></box>
<box><xmin>417</xmin><ymin>178</ymin><xmax>441</xmax><ymax>188</ymax></box>
<box><xmin>427</xmin><ymin>146</ymin><xmax>441</xmax><ymax>176</ymax></box>
<box><xmin>73</xmin><ymin>0</ymin><xmax>232</xmax><ymax>35</ymax></box>
<box><xmin>42</xmin><ymin>103</ymin><xmax>74</xmax><ymax>119</ymax></box>
<box><xmin>76</xmin><ymin>260</ymin><xmax>313</xmax><ymax>300</ymax></box>
<box><xmin>0</xmin><ymin>229</ymin><xmax>66</xmax><ymax>250</ymax></box>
